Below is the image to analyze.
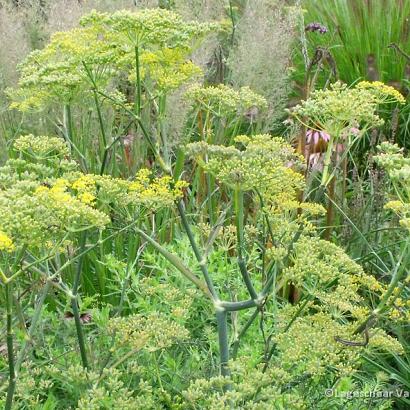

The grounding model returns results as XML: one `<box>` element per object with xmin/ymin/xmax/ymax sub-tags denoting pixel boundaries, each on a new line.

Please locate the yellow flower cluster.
<box><xmin>290</xmin><ymin>81</ymin><xmax>403</xmax><ymax>137</ymax></box>
<box><xmin>136</xmin><ymin>48</ymin><xmax>202</xmax><ymax>92</ymax></box>
<box><xmin>187</xmin><ymin>134</ymin><xmax>304</xmax><ymax>195</ymax></box>
<box><xmin>182</xmin><ymin>360</ymin><xmax>305</xmax><ymax>409</ymax></box>
<box><xmin>0</xmin><ymin>231</ymin><xmax>15</xmax><ymax>252</ymax></box>
<box><xmin>8</xmin><ymin>26</ymin><xmax>114</xmax><ymax>110</ymax></box>
<box><xmin>67</xmin><ymin>169</ymin><xmax>188</xmax><ymax>209</ymax></box>
<box><xmin>185</xmin><ymin>84</ymin><xmax>268</xmax><ymax>118</ymax></box>
<box><xmin>375</xmin><ymin>142</ymin><xmax>410</xmax><ymax>233</ymax></box>
<box><xmin>71</xmin><ymin>175</ymin><xmax>96</xmax><ymax>204</ymax></box>
<box><xmin>33</xmin><ymin>179</ymin><xmax>109</xmax><ymax>230</ymax></box>
<box><xmin>274</xmin><ymin>312</ymin><xmax>361</xmax><ymax>377</ymax></box>
<box><xmin>14</xmin><ymin>134</ymin><xmax>70</xmax><ymax>158</ymax></box>
<box><xmin>9</xmin><ymin>9</ymin><xmax>216</xmax><ymax>111</ymax></box>
<box><xmin>128</xmin><ymin>170</ymin><xmax>188</xmax><ymax>207</ymax></box>
<box><xmin>107</xmin><ymin>312</ymin><xmax>190</xmax><ymax>352</ymax></box>
<box><xmin>356</xmin><ymin>81</ymin><xmax>406</xmax><ymax>105</ymax></box>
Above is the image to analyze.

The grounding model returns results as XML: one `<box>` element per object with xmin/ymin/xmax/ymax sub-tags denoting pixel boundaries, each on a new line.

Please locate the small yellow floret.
<box><xmin>0</xmin><ymin>231</ymin><xmax>15</xmax><ymax>252</ymax></box>
<box><xmin>78</xmin><ymin>192</ymin><xmax>96</xmax><ymax>205</ymax></box>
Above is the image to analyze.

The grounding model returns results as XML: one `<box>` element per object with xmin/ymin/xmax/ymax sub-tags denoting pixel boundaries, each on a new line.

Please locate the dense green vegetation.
<box><xmin>0</xmin><ymin>1</ymin><xmax>409</xmax><ymax>409</ymax></box>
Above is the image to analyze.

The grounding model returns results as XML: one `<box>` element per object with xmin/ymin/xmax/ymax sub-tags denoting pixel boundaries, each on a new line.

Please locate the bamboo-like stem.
<box><xmin>80</xmin><ymin>62</ymin><xmax>110</xmax><ymax>174</ymax></box>
<box><xmin>71</xmin><ymin>232</ymin><xmax>89</xmax><ymax>368</ymax></box>
<box><xmin>324</xmin><ymin>175</ymin><xmax>336</xmax><ymax>240</ymax></box>
<box><xmin>63</xmin><ymin>104</ymin><xmax>87</xmax><ymax>170</ymax></box>
<box><xmin>92</xmin><ymin>89</ymin><xmax>108</xmax><ymax>150</ymax></box>
<box><xmin>158</xmin><ymin>95</ymin><xmax>170</xmax><ymax>168</ymax></box>
<box><xmin>320</xmin><ymin>137</ymin><xmax>335</xmax><ymax>187</ymax></box>
<box><xmin>64</xmin><ymin>104</ymin><xmax>73</xmax><ymax>144</ymax></box>
<box><xmin>92</xmin><ymin>87</ymin><xmax>171</xmax><ymax>173</ymax></box>
<box><xmin>234</xmin><ymin>189</ymin><xmax>258</xmax><ymax>300</ymax></box>
<box><xmin>177</xmin><ymin>201</ymin><xmax>219</xmax><ymax>300</ymax></box>
<box><xmin>135</xmin><ymin>44</ymin><xmax>142</xmax><ymax>117</ymax></box>
<box><xmin>5</xmin><ymin>281</ymin><xmax>16</xmax><ymax>410</ymax></box>
<box><xmin>216</xmin><ymin>309</ymin><xmax>230</xmax><ymax>378</ymax></box>
<box><xmin>206</xmin><ymin>173</ymin><xmax>215</xmax><ymax>226</ymax></box>
<box><xmin>219</xmin><ymin>299</ymin><xmax>258</xmax><ymax>311</ymax></box>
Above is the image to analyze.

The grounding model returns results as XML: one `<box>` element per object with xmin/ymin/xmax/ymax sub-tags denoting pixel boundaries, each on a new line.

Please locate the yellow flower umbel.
<box><xmin>356</xmin><ymin>81</ymin><xmax>406</xmax><ymax>105</ymax></box>
<box><xmin>376</xmin><ymin>142</ymin><xmax>410</xmax><ymax>232</ymax></box>
<box><xmin>8</xmin><ymin>9</ymin><xmax>216</xmax><ymax>112</ymax></box>
<box><xmin>187</xmin><ymin>134</ymin><xmax>304</xmax><ymax>197</ymax></box>
<box><xmin>0</xmin><ymin>231</ymin><xmax>15</xmax><ymax>252</ymax></box>
<box><xmin>14</xmin><ymin>134</ymin><xmax>70</xmax><ymax>158</ymax></box>
<box><xmin>66</xmin><ymin>169</ymin><xmax>187</xmax><ymax>210</ymax></box>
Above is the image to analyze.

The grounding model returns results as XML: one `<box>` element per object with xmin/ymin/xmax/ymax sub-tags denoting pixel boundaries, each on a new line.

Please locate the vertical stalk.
<box><xmin>177</xmin><ymin>201</ymin><xmax>218</xmax><ymax>300</ymax></box>
<box><xmin>206</xmin><ymin>173</ymin><xmax>215</xmax><ymax>225</ymax></box>
<box><xmin>320</xmin><ymin>137</ymin><xmax>334</xmax><ymax>187</ymax></box>
<box><xmin>71</xmin><ymin>232</ymin><xmax>89</xmax><ymax>368</ymax></box>
<box><xmin>81</xmin><ymin>61</ymin><xmax>108</xmax><ymax>174</ymax></box>
<box><xmin>64</xmin><ymin>104</ymin><xmax>74</xmax><ymax>144</ymax></box>
<box><xmin>228</xmin><ymin>0</ymin><xmax>236</xmax><ymax>46</ymax></box>
<box><xmin>216</xmin><ymin>308</ymin><xmax>230</xmax><ymax>378</ymax></box>
<box><xmin>5</xmin><ymin>281</ymin><xmax>16</xmax><ymax>410</ymax></box>
<box><xmin>324</xmin><ymin>176</ymin><xmax>336</xmax><ymax>240</ymax></box>
<box><xmin>92</xmin><ymin>90</ymin><xmax>108</xmax><ymax>175</ymax></box>
<box><xmin>234</xmin><ymin>189</ymin><xmax>258</xmax><ymax>300</ymax></box>
<box><xmin>158</xmin><ymin>95</ymin><xmax>170</xmax><ymax>169</ymax></box>
<box><xmin>135</xmin><ymin>45</ymin><xmax>142</xmax><ymax>118</ymax></box>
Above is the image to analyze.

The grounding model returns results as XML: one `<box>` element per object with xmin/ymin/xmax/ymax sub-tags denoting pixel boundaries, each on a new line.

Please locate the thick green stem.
<box><xmin>324</xmin><ymin>176</ymin><xmax>335</xmax><ymax>240</ymax></box>
<box><xmin>177</xmin><ymin>201</ymin><xmax>218</xmax><ymax>300</ymax></box>
<box><xmin>5</xmin><ymin>281</ymin><xmax>16</xmax><ymax>410</ymax></box>
<box><xmin>320</xmin><ymin>137</ymin><xmax>334</xmax><ymax>187</ymax></box>
<box><xmin>234</xmin><ymin>189</ymin><xmax>258</xmax><ymax>300</ymax></box>
<box><xmin>158</xmin><ymin>95</ymin><xmax>170</xmax><ymax>168</ymax></box>
<box><xmin>220</xmin><ymin>299</ymin><xmax>257</xmax><ymax>311</ymax></box>
<box><xmin>135</xmin><ymin>45</ymin><xmax>142</xmax><ymax>118</ymax></box>
<box><xmin>71</xmin><ymin>232</ymin><xmax>89</xmax><ymax>368</ymax></box>
<box><xmin>64</xmin><ymin>104</ymin><xmax>73</xmax><ymax>144</ymax></box>
<box><xmin>216</xmin><ymin>309</ymin><xmax>230</xmax><ymax>378</ymax></box>
<box><xmin>90</xmin><ymin>89</ymin><xmax>110</xmax><ymax>175</ymax></box>
<box><xmin>63</xmin><ymin>104</ymin><xmax>87</xmax><ymax>170</ymax></box>
<box><xmin>206</xmin><ymin>173</ymin><xmax>215</xmax><ymax>226</ymax></box>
